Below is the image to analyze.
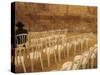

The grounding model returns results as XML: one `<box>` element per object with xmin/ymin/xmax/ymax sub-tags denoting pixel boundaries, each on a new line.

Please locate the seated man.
<box><xmin>16</xmin><ymin>22</ymin><xmax>28</xmax><ymax>45</ymax></box>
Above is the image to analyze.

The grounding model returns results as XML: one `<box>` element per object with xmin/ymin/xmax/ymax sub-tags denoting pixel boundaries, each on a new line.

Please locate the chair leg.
<box><xmin>91</xmin><ymin>58</ymin><xmax>94</xmax><ymax>68</ymax></box>
<box><xmin>54</xmin><ymin>50</ymin><xmax>57</xmax><ymax>64</ymax></box>
<box><xmin>39</xmin><ymin>53</ymin><xmax>44</xmax><ymax>71</ymax></box>
<box><xmin>58</xmin><ymin>49</ymin><xmax>61</xmax><ymax>62</ymax></box>
<box><xmin>47</xmin><ymin>51</ymin><xmax>50</xmax><ymax>67</ymax></box>
<box><xmin>82</xmin><ymin>64</ymin><xmax>86</xmax><ymax>69</ymax></box>
<box><xmin>20</xmin><ymin>56</ymin><xmax>26</xmax><ymax>72</ymax></box>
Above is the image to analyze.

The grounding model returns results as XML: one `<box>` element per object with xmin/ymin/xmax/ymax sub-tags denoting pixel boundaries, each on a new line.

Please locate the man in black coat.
<box><xmin>16</xmin><ymin>22</ymin><xmax>28</xmax><ymax>45</ymax></box>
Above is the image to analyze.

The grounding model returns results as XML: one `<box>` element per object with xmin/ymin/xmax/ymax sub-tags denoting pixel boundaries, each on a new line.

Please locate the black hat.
<box><xmin>16</xmin><ymin>22</ymin><xmax>24</xmax><ymax>28</ymax></box>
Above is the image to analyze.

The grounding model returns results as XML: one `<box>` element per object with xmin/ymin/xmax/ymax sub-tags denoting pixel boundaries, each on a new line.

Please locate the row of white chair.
<box><xmin>60</xmin><ymin>44</ymin><xmax>97</xmax><ymax>71</ymax></box>
<box><xmin>14</xmin><ymin>32</ymin><xmax>96</xmax><ymax>72</ymax></box>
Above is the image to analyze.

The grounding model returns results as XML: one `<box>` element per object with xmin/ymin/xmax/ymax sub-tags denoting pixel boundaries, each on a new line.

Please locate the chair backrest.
<box><xmin>91</xmin><ymin>52</ymin><xmax>96</xmax><ymax>59</ymax></box>
<box><xmin>16</xmin><ymin>33</ymin><xmax>27</xmax><ymax>47</ymax></box>
<box><xmin>72</xmin><ymin>55</ymin><xmax>82</xmax><ymax>70</ymax></box>
<box><xmin>90</xmin><ymin>48</ymin><xmax>97</xmax><ymax>59</ymax></box>
<box><xmin>61</xmin><ymin>61</ymin><xmax>72</xmax><ymax>70</ymax></box>
<box><xmin>81</xmin><ymin>51</ymin><xmax>90</xmax><ymax>65</ymax></box>
<box><xmin>88</xmin><ymin>44</ymin><xmax>97</xmax><ymax>59</ymax></box>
